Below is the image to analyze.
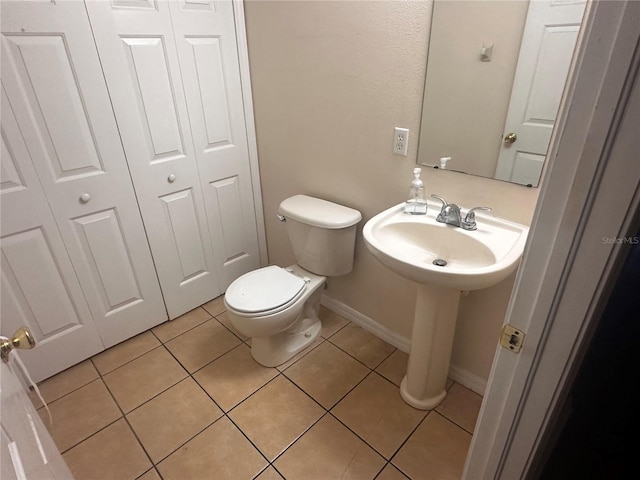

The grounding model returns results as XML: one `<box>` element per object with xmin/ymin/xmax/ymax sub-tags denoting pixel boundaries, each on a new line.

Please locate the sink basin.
<box><xmin>363</xmin><ymin>200</ymin><xmax>528</xmax><ymax>291</ymax></box>
<box><xmin>363</xmin><ymin>200</ymin><xmax>528</xmax><ymax>410</ymax></box>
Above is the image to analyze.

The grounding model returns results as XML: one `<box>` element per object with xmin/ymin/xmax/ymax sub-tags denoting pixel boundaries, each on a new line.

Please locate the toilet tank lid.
<box><xmin>278</xmin><ymin>195</ymin><xmax>362</xmax><ymax>229</ymax></box>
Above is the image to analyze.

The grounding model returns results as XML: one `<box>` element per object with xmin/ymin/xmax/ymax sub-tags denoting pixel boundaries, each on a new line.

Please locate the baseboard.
<box><xmin>320</xmin><ymin>295</ymin><xmax>411</xmax><ymax>353</ymax></box>
<box><xmin>448</xmin><ymin>364</ymin><xmax>487</xmax><ymax>396</ymax></box>
<box><xmin>321</xmin><ymin>294</ymin><xmax>487</xmax><ymax>396</ymax></box>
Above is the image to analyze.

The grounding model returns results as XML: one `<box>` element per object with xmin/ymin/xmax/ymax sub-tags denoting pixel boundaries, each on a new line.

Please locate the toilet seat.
<box><xmin>225</xmin><ymin>266</ymin><xmax>306</xmax><ymax>315</ymax></box>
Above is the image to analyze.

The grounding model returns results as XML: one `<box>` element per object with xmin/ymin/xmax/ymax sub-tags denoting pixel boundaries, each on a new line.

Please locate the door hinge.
<box><xmin>500</xmin><ymin>324</ymin><xmax>525</xmax><ymax>353</ymax></box>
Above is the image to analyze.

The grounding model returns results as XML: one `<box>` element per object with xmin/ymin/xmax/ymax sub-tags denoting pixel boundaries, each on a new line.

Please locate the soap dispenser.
<box><xmin>404</xmin><ymin>167</ymin><xmax>428</xmax><ymax>215</ymax></box>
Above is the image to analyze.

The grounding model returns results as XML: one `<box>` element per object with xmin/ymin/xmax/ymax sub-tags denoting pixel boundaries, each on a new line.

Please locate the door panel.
<box><xmin>85</xmin><ymin>0</ymin><xmax>221</xmax><ymax>318</ymax></box>
<box><xmin>2</xmin><ymin>34</ymin><xmax>105</xmax><ymax>179</ymax></box>
<box><xmin>494</xmin><ymin>0</ymin><xmax>586</xmax><ymax>186</ymax></box>
<box><xmin>168</xmin><ymin>0</ymin><xmax>261</xmax><ymax>288</ymax></box>
<box><xmin>120</xmin><ymin>36</ymin><xmax>187</xmax><ymax>162</ymax></box>
<box><xmin>1</xmin><ymin>0</ymin><xmax>166</xmax><ymax>350</ymax></box>
<box><xmin>1</xmin><ymin>87</ymin><xmax>104</xmax><ymax>382</ymax></box>
<box><xmin>71</xmin><ymin>209</ymin><xmax>144</xmax><ymax>314</ymax></box>
<box><xmin>160</xmin><ymin>189</ymin><xmax>210</xmax><ymax>284</ymax></box>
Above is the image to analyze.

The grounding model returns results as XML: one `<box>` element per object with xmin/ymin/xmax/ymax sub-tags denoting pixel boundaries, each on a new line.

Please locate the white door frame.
<box><xmin>233</xmin><ymin>0</ymin><xmax>268</xmax><ymax>268</ymax></box>
<box><xmin>464</xmin><ymin>0</ymin><xmax>640</xmax><ymax>478</ymax></box>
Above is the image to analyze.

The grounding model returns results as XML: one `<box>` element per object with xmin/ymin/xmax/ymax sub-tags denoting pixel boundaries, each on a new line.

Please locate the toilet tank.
<box><xmin>278</xmin><ymin>195</ymin><xmax>362</xmax><ymax>276</ymax></box>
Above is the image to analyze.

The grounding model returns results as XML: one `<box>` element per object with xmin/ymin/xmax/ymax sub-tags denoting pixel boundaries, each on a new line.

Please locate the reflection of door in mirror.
<box><xmin>418</xmin><ymin>0</ymin><xmax>585</xmax><ymax>187</ymax></box>
<box><xmin>495</xmin><ymin>0</ymin><xmax>586</xmax><ymax>187</ymax></box>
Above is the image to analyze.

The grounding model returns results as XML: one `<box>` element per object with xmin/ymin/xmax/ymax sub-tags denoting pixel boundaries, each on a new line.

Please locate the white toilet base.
<box><xmin>251</xmin><ymin>320</ymin><xmax>322</xmax><ymax>367</ymax></box>
<box><xmin>250</xmin><ymin>286</ymin><xmax>323</xmax><ymax>367</ymax></box>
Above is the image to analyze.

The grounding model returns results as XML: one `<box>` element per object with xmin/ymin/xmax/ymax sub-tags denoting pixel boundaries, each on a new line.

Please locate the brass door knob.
<box><xmin>1</xmin><ymin>327</ymin><xmax>36</xmax><ymax>363</ymax></box>
<box><xmin>504</xmin><ymin>132</ymin><xmax>517</xmax><ymax>144</ymax></box>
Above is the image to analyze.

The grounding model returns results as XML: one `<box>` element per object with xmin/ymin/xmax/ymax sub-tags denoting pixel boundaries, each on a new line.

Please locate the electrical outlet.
<box><xmin>393</xmin><ymin>127</ymin><xmax>409</xmax><ymax>156</ymax></box>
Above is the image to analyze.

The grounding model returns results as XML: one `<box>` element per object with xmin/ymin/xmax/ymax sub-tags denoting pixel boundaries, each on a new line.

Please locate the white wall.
<box><xmin>244</xmin><ymin>0</ymin><xmax>540</xmax><ymax>384</ymax></box>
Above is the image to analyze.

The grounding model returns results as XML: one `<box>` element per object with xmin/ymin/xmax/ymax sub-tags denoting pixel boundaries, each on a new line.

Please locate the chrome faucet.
<box><xmin>431</xmin><ymin>194</ymin><xmax>491</xmax><ymax>231</ymax></box>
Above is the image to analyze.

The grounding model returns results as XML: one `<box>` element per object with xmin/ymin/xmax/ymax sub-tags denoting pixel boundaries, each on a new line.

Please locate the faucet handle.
<box><xmin>463</xmin><ymin>206</ymin><xmax>492</xmax><ymax>230</ymax></box>
<box><xmin>430</xmin><ymin>194</ymin><xmax>448</xmax><ymax>211</ymax></box>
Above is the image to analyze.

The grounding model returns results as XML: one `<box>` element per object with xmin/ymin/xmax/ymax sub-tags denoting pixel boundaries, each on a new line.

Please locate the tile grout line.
<box><xmin>90</xmin><ymin>357</ymin><xmax>161</xmax><ymax>475</ymax></box>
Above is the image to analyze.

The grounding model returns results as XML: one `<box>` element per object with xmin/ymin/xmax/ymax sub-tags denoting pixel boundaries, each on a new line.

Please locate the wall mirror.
<box><xmin>417</xmin><ymin>0</ymin><xmax>586</xmax><ymax>187</ymax></box>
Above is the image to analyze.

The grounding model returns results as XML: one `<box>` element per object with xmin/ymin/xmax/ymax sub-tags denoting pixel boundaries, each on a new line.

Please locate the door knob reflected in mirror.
<box><xmin>504</xmin><ymin>132</ymin><xmax>517</xmax><ymax>144</ymax></box>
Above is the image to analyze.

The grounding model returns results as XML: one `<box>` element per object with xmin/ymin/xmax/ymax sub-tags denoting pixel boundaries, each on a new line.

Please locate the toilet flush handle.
<box><xmin>276</xmin><ymin>215</ymin><xmax>286</xmax><ymax>222</ymax></box>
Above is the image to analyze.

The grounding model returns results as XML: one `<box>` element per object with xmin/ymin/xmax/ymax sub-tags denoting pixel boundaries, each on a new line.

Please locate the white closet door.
<box><xmin>85</xmin><ymin>0</ymin><xmax>222</xmax><ymax>318</ymax></box>
<box><xmin>1</xmin><ymin>0</ymin><xmax>167</xmax><ymax>349</ymax></box>
<box><xmin>168</xmin><ymin>0</ymin><xmax>261</xmax><ymax>289</ymax></box>
<box><xmin>1</xmin><ymin>86</ymin><xmax>104</xmax><ymax>383</ymax></box>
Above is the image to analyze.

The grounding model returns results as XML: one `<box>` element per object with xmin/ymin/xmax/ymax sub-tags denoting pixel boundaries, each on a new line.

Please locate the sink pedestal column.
<box><xmin>400</xmin><ymin>283</ymin><xmax>460</xmax><ymax>410</ymax></box>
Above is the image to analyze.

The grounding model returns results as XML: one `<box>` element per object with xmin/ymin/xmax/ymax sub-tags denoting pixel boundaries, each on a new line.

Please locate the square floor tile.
<box><xmin>63</xmin><ymin>418</ymin><xmax>151</xmax><ymax>480</ymax></box>
<box><xmin>165</xmin><ymin>319</ymin><xmax>241</xmax><ymax>373</ymax></box>
<box><xmin>274</xmin><ymin>415</ymin><xmax>385</xmax><ymax>480</ymax></box>
<box><xmin>214</xmin><ymin>311</ymin><xmax>249</xmax><ymax>341</ymax></box>
<box><xmin>39</xmin><ymin>379</ymin><xmax>121</xmax><ymax>452</ymax></box>
<box><xmin>29</xmin><ymin>359</ymin><xmax>98</xmax><ymax>407</ymax></box>
<box><xmin>152</xmin><ymin>307</ymin><xmax>211</xmax><ymax>343</ymax></box>
<box><xmin>436</xmin><ymin>382</ymin><xmax>483</xmax><ymax>433</ymax></box>
<box><xmin>103</xmin><ymin>347</ymin><xmax>187</xmax><ymax>413</ymax></box>
<box><xmin>127</xmin><ymin>377</ymin><xmax>223</xmax><ymax>463</ymax></box>
<box><xmin>92</xmin><ymin>331</ymin><xmax>161</xmax><ymax>375</ymax></box>
<box><xmin>202</xmin><ymin>294</ymin><xmax>226</xmax><ymax>316</ymax></box>
<box><xmin>157</xmin><ymin>417</ymin><xmax>267</xmax><ymax>480</ymax></box>
<box><xmin>375</xmin><ymin>350</ymin><xmax>409</xmax><ymax>387</ymax></box>
<box><xmin>332</xmin><ymin>373</ymin><xmax>427</xmax><ymax>459</ymax></box>
<box><xmin>329</xmin><ymin>323</ymin><xmax>396</xmax><ymax>368</ymax></box>
<box><xmin>319</xmin><ymin>306</ymin><xmax>349</xmax><ymax>338</ymax></box>
<box><xmin>193</xmin><ymin>344</ymin><xmax>278</xmax><ymax>411</ymax></box>
<box><xmin>284</xmin><ymin>341</ymin><xmax>369</xmax><ymax>409</ymax></box>
<box><xmin>229</xmin><ymin>375</ymin><xmax>324</xmax><ymax>460</ymax></box>
<box><xmin>392</xmin><ymin>412</ymin><xmax>471</xmax><ymax>480</ymax></box>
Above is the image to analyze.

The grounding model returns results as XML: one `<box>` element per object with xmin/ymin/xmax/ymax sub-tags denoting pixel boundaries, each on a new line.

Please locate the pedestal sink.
<box><xmin>363</xmin><ymin>200</ymin><xmax>528</xmax><ymax>409</ymax></box>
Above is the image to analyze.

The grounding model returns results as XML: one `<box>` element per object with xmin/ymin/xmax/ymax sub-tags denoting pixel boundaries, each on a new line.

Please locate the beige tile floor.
<box><xmin>31</xmin><ymin>297</ymin><xmax>483</xmax><ymax>480</ymax></box>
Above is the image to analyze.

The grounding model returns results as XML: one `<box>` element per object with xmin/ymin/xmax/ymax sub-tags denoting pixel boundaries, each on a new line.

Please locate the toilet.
<box><xmin>224</xmin><ymin>195</ymin><xmax>362</xmax><ymax>367</ymax></box>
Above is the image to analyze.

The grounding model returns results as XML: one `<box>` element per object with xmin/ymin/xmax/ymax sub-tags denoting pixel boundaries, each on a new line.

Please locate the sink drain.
<box><xmin>433</xmin><ymin>258</ymin><xmax>448</xmax><ymax>267</ymax></box>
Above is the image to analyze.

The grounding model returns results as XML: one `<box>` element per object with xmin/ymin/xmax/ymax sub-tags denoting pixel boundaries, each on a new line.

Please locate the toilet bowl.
<box><xmin>224</xmin><ymin>195</ymin><xmax>361</xmax><ymax>367</ymax></box>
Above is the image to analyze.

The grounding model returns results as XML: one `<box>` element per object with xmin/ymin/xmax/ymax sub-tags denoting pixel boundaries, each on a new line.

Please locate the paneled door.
<box><xmin>1</xmin><ymin>1</ymin><xmax>166</xmax><ymax>360</ymax></box>
<box><xmin>494</xmin><ymin>0</ymin><xmax>586</xmax><ymax>186</ymax></box>
<box><xmin>1</xmin><ymin>87</ymin><xmax>104</xmax><ymax>382</ymax></box>
<box><xmin>85</xmin><ymin>0</ymin><xmax>223</xmax><ymax>318</ymax></box>
<box><xmin>168</xmin><ymin>0</ymin><xmax>261</xmax><ymax>289</ymax></box>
